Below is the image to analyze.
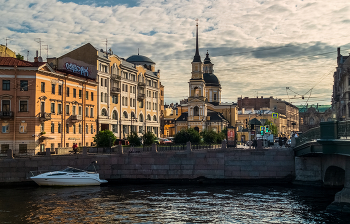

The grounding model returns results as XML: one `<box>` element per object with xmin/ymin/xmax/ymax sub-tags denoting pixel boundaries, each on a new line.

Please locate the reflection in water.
<box><xmin>0</xmin><ymin>185</ymin><xmax>348</xmax><ymax>223</ymax></box>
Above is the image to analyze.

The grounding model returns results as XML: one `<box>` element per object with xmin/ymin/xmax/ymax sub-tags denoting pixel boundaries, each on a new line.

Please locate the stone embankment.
<box><xmin>0</xmin><ymin>144</ymin><xmax>295</xmax><ymax>184</ymax></box>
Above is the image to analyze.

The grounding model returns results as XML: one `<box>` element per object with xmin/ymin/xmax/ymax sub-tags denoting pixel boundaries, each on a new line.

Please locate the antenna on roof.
<box><xmin>5</xmin><ymin>38</ymin><xmax>11</xmax><ymax>48</ymax></box>
<box><xmin>138</xmin><ymin>48</ymin><xmax>139</xmax><ymax>55</ymax></box>
<box><xmin>34</xmin><ymin>38</ymin><xmax>43</xmax><ymax>57</ymax></box>
<box><xmin>27</xmin><ymin>50</ymin><xmax>29</xmax><ymax>61</ymax></box>
<box><xmin>42</xmin><ymin>45</ymin><xmax>52</xmax><ymax>61</ymax></box>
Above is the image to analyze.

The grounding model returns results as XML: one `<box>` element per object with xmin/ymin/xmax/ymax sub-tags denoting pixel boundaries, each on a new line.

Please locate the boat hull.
<box><xmin>31</xmin><ymin>177</ymin><xmax>106</xmax><ymax>186</ymax></box>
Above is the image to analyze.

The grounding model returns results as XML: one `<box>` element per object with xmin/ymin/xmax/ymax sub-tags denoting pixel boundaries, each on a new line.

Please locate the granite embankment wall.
<box><xmin>0</xmin><ymin>148</ymin><xmax>295</xmax><ymax>184</ymax></box>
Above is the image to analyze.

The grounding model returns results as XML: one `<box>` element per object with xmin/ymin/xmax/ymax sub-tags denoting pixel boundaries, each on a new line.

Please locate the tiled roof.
<box><xmin>0</xmin><ymin>57</ymin><xmax>45</xmax><ymax>67</ymax></box>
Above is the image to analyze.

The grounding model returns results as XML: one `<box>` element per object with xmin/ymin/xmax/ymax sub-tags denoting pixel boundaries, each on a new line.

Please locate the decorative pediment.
<box><xmin>0</xmin><ymin>94</ymin><xmax>13</xmax><ymax>99</ymax></box>
<box><xmin>38</xmin><ymin>96</ymin><xmax>47</xmax><ymax>101</ymax></box>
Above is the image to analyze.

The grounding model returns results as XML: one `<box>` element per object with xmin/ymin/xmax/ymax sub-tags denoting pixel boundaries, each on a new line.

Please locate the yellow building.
<box><xmin>0</xmin><ymin>56</ymin><xmax>97</xmax><ymax>154</ymax></box>
<box><xmin>0</xmin><ymin>45</ymin><xmax>16</xmax><ymax>58</ymax></box>
<box><xmin>174</xmin><ymin>23</ymin><xmax>237</xmax><ymax>133</ymax></box>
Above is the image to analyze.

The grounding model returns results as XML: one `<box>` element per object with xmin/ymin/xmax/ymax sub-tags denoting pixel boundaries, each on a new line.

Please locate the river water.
<box><xmin>0</xmin><ymin>184</ymin><xmax>348</xmax><ymax>223</ymax></box>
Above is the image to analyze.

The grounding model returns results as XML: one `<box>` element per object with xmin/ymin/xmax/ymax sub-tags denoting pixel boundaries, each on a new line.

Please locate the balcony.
<box><xmin>39</xmin><ymin>112</ymin><xmax>51</xmax><ymax>121</ymax></box>
<box><xmin>111</xmin><ymin>87</ymin><xmax>121</xmax><ymax>94</ymax></box>
<box><xmin>137</xmin><ymin>93</ymin><xmax>145</xmax><ymax>100</ymax></box>
<box><xmin>138</xmin><ymin>82</ymin><xmax>146</xmax><ymax>87</ymax></box>
<box><xmin>111</xmin><ymin>74</ymin><xmax>121</xmax><ymax>80</ymax></box>
<box><xmin>0</xmin><ymin>111</ymin><xmax>14</xmax><ymax>119</ymax></box>
<box><xmin>70</xmin><ymin>115</ymin><xmax>82</xmax><ymax>122</ymax></box>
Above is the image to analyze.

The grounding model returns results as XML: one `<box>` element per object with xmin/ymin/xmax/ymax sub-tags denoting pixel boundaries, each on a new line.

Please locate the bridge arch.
<box><xmin>323</xmin><ymin>165</ymin><xmax>345</xmax><ymax>187</ymax></box>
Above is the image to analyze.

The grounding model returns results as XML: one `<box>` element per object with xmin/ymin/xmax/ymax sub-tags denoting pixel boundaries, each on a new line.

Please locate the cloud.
<box><xmin>1</xmin><ymin>0</ymin><xmax>349</xmax><ymax>105</ymax></box>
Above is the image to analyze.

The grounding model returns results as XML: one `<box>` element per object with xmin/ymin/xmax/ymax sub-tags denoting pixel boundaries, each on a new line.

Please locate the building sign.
<box><xmin>227</xmin><ymin>127</ymin><xmax>236</xmax><ymax>147</ymax></box>
<box><xmin>58</xmin><ymin>57</ymin><xmax>97</xmax><ymax>79</ymax></box>
<box><xmin>272</xmin><ymin>113</ymin><xmax>278</xmax><ymax>119</ymax></box>
<box><xmin>68</xmin><ymin>137</ymin><xmax>80</xmax><ymax>140</ymax></box>
<box><xmin>65</xmin><ymin>62</ymin><xmax>90</xmax><ymax>77</ymax></box>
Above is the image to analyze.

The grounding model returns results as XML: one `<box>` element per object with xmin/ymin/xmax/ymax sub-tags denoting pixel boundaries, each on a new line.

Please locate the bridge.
<box><xmin>293</xmin><ymin>121</ymin><xmax>350</xmax><ymax>212</ymax></box>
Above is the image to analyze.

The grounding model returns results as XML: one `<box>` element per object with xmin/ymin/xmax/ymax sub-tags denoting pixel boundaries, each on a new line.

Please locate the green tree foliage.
<box><xmin>93</xmin><ymin>130</ymin><xmax>117</xmax><ymax>147</ymax></box>
<box><xmin>127</xmin><ymin>131</ymin><xmax>142</xmax><ymax>146</ymax></box>
<box><xmin>174</xmin><ymin>128</ymin><xmax>201</xmax><ymax>144</ymax></box>
<box><xmin>16</xmin><ymin>53</ymin><xmax>24</xmax><ymax>60</ymax></box>
<box><xmin>143</xmin><ymin>131</ymin><xmax>156</xmax><ymax>145</ymax></box>
<box><xmin>201</xmin><ymin>129</ymin><xmax>226</xmax><ymax>144</ymax></box>
<box><xmin>265</xmin><ymin>120</ymin><xmax>278</xmax><ymax>136</ymax></box>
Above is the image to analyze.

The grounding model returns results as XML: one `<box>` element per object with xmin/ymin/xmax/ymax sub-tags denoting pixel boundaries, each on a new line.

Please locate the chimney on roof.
<box><xmin>242</xmin><ymin>108</ymin><xmax>245</xmax><ymax>114</ymax></box>
<box><xmin>34</xmin><ymin>50</ymin><xmax>39</xmax><ymax>62</ymax></box>
<box><xmin>38</xmin><ymin>56</ymin><xmax>43</xmax><ymax>62</ymax></box>
<box><xmin>338</xmin><ymin>47</ymin><xmax>340</xmax><ymax>57</ymax></box>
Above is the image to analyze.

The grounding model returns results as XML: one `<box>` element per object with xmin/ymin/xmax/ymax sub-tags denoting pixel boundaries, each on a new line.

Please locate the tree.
<box><xmin>93</xmin><ymin>130</ymin><xmax>116</xmax><ymax>147</ymax></box>
<box><xmin>201</xmin><ymin>130</ymin><xmax>218</xmax><ymax>144</ymax></box>
<box><xmin>265</xmin><ymin>120</ymin><xmax>278</xmax><ymax>136</ymax></box>
<box><xmin>143</xmin><ymin>131</ymin><xmax>156</xmax><ymax>145</ymax></box>
<box><xmin>174</xmin><ymin>128</ymin><xmax>201</xmax><ymax>144</ymax></box>
<box><xmin>16</xmin><ymin>53</ymin><xmax>24</xmax><ymax>60</ymax></box>
<box><xmin>127</xmin><ymin>131</ymin><xmax>142</xmax><ymax>146</ymax></box>
<box><xmin>201</xmin><ymin>129</ymin><xmax>226</xmax><ymax>144</ymax></box>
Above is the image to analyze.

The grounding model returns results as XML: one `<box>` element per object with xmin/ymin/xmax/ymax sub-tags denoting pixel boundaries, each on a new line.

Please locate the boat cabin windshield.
<box><xmin>62</xmin><ymin>167</ymin><xmax>84</xmax><ymax>173</ymax></box>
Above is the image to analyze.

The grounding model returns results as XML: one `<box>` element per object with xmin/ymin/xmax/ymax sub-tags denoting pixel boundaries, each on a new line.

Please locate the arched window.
<box><xmin>320</xmin><ymin>117</ymin><xmax>325</xmax><ymax>122</ymax></box>
<box><xmin>194</xmin><ymin>106</ymin><xmax>199</xmax><ymax>116</ymax></box>
<box><xmin>131</xmin><ymin>111</ymin><xmax>135</xmax><ymax>118</ymax></box>
<box><xmin>101</xmin><ymin>108</ymin><xmax>107</xmax><ymax>116</ymax></box>
<box><xmin>309</xmin><ymin>117</ymin><xmax>315</xmax><ymax>125</ymax></box>
<box><xmin>194</xmin><ymin>87</ymin><xmax>199</xmax><ymax>97</ymax></box>
<box><xmin>147</xmin><ymin>114</ymin><xmax>151</xmax><ymax>120</ymax></box>
<box><xmin>112</xmin><ymin>110</ymin><xmax>118</xmax><ymax>120</ymax></box>
<box><xmin>194</xmin><ymin>127</ymin><xmax>199</xmax><ymax>132</ymax></box>
<box><xmin>123</xmin><ymin>111</ymin><xmax>128</xmax><ymax>119</ymax></box>
<box><xmin>139</xmin><ymin>114</ymin><xmax>144</xmax><ymax>122</ymax></box>
<box><xmin>327</xmin><ymin>117</ymin><xmax>332</xmax><ymax>121</ymax></box>
<box><xmin>153</xmin><ymin>115</ymin><xmax>157</xmax><ymax>121</ymax></box>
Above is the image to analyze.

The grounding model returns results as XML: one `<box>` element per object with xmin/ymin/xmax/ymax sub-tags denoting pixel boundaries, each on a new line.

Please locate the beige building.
<box><xmin>238</xmin><ymin>96</ymin><xmax>299</xmax><ymax>137</ymax></box>
<box><xmin>49</xmin><ymin>43</ymin><xmax>162</xmax><ymax>139</ymax></box>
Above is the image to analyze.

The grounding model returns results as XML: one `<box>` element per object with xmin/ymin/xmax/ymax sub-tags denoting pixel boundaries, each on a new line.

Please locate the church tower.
<box><xmin>187</xmin><ymin>21</ymin><xmax>207</xmax><ymax>129</ymax></box>
<box><xmin>189</xmin><ymin>21</ymin><xmax>206</xmax><ymax>101</ymax></box>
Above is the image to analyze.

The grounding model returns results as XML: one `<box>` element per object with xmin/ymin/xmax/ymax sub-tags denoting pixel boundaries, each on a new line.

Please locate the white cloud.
<box><xmin>1</xmin><ymin>0</ymin><xmax>349</xmax><ymax>105</ymax></box>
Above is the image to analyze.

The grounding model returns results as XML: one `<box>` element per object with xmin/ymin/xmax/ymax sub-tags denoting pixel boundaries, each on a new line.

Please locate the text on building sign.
<box><xmin>65</xmin><ymin>62</ymin><xmax>89</xmax><ymax>77</ymax></box>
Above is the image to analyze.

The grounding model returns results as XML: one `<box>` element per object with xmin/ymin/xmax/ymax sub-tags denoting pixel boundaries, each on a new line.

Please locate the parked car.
<box><xmin>115</xmin><ymin>139</ymin><xmax>129</xmax><ymax>145</ymax></box>
<box><xmin>160</xmin><ymin>138</ymin><xmax>172</xmax><ymax>144</ymax></box>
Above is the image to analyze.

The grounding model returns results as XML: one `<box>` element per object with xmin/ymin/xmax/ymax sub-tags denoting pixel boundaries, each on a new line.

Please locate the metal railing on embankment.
<box><xmin>0</xmin><ymin>141</ymin><xmax>228</xmax><ymax>159</ymax></box>
<box><xmin>295</xmin><ymin>126</ymin><xmax>320</xmax><ymax>147</ymax></box>
<box><xmin>191</xmin><ymin>144</ymin><xmax>221</xmax><ymax>151</ymax></box>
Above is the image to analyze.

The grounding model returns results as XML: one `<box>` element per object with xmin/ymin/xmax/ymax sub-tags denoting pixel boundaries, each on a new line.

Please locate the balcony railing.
<box><xmin>111</xmin><ymin>87</ymin><xmax>121</xmax><ymax>94</ymax></box>
<box><xmin>70</xmin><ymin>115</ymin><xmax>82</xmax><ymax>122</ymax></box>
<box><xmin>111</xmin><ymin>74</ymin><xmax>121</xmax><ymax>80</ymax></box>
<box><xmin>137</xmin><ymin>93</ymin><xmax>145</xmax><ymax>100</ymax></box>
<box><xmin>138</xmin><ymin>82</ymin><xmax>146</xmax><ymax>87</ymax></box>
<box><xmin>39</xmin><ymin>112</ymin><xmax>51</xmax><ymax>121</ymax></box>
<box><xmin>0</xmin><ymin>111</ymin><xmax>14</xmax><ymax>119</ymax></box>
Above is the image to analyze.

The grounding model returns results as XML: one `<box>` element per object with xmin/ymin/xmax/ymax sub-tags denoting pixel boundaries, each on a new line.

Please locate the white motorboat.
<box><xmin>30</xmin><ymin>163</ymin><xmax>108</xmax><ymax>186</ymax></box>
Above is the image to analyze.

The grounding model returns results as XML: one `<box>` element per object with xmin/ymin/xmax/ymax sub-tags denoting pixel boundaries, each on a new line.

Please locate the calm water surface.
<box><xmin>0</xmin><ymin>184</ymin><xmax>348</xmax><ymax>223</ymax></box>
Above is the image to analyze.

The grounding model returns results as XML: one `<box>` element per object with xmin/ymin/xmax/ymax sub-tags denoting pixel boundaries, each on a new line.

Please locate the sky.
<box><xmin>1</xmin><ymin>0</ymin><xmax>349</xmax><ymax>106</ymax></box>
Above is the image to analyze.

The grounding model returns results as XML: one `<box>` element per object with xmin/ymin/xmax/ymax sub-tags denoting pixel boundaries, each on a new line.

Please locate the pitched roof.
<box><xmin>0</xmin><ymin>57</ymin><xmax>45</xmax><ymax>67</ymax></box>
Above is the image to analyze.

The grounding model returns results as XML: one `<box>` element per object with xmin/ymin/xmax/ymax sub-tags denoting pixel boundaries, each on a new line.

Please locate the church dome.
<box><xmin>203</xmin><ymin>73</ymin><xmax>220</xmax><ymax>86</ymax></box>
<box><xmin>126</xmin><ymin>55</ymin><xmax>155</xmax><ymax>64</ymax></box>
